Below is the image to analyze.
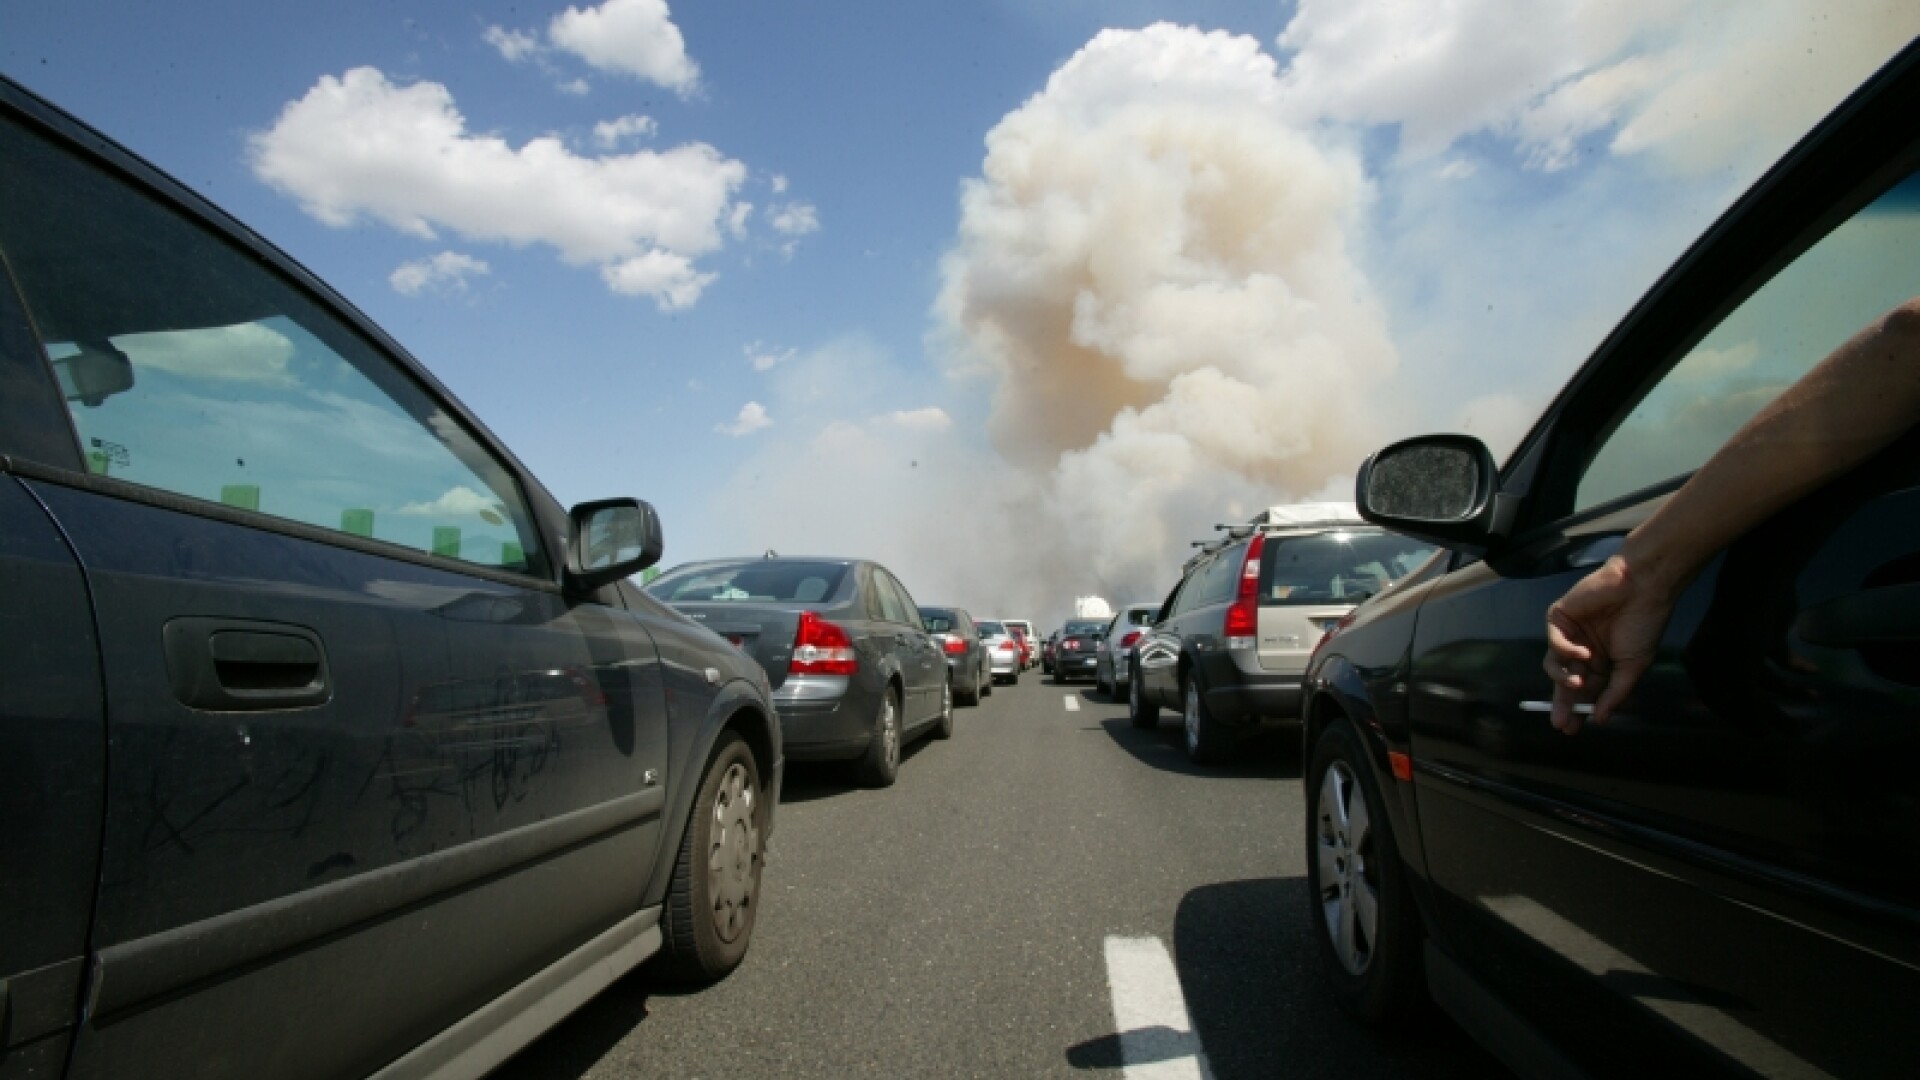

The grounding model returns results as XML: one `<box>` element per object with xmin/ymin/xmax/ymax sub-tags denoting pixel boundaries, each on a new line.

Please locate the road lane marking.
<box><xmin>1064</xmin><ymin>695</ymin><xmax>1081</xmax><ymax>712</ymax></box>
<box><xmin>1103</xmin><ymin>936</ymin><xmax>1214</xmax><ymax>1080</ymax></box>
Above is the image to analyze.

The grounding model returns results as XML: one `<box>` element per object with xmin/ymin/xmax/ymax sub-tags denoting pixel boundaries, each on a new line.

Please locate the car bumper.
<box><xmin>1195</xmin><ymin>652</ymin><xmax>1304</xmax><ymax>728</ymax></box>
<box><xmin>988</xmin><ymin>652</ymin><xmax>1019</xmax><ymax>674</ymax></box>
<box><xmin>772</xmin><ymin>675</ymin><xmax>876</xmax><ymax>761</ymax></box>
<box><xmin>1055</xmin><ymin>653</ymin><xmax>1099</xmax><ymax>678</ymax></box>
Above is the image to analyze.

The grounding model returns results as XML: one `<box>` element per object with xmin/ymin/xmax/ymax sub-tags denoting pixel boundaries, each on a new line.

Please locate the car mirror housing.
<box><xmin>1355</xmin><ymin>433</ymin><xmax>1507</xmax><ymax>549</ymax></box>
<box><xmin>565</xmin><ymin>497</ymin><xmax>664</xmax><ymax>591</ymax></box>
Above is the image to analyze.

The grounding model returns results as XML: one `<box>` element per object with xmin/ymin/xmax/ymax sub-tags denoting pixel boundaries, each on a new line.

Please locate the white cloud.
<box><xmin>600</xmin><ymin>250</ymin><xmax>716</xmax><ymax>310</ymax></box>
<box><xmin>593</xmin><ymin>114</ymin><xmax>656</xmax><ymax>148</ymax></box>
<box><xmin>251</xmin><ymin>68</ymin><xmax>746</xmax><ymax>306</ymax></box>
<box><xmin>484</xmin><ymin>26</ymin><xmax>540</xmax><ymax>63</ymax></box>
<box><xmin>1275</xmin><ymin>0</ymin><xmax>1920</xmax><ymax>175</ymax></box>
<box><xmin>114</xmin><ymin>322</ymin><xmax>298</xmax><ymax>385</ymax></box>
<box><xmin>770</xmin><ymin>173</ymin><xmax>789</xmax><ymax>194</ymax></box>
<box><xmin>878</xmin><ymin>407</ymin><xmax>953</xmax><ymax>432</ymax></box>
<box><xmin>717</xmin><ymin>401</ymin><xmax>772</xmax><ymax>436</ymax></box>
<box><xmin>398</xmin><ymin>485</ymin><xmax>506</xmax><ymax>519</ymax></box>
<box><xmin>745</xmin><ymin>341</ymin><xmax>795</xmax><ymax>372</ymax></box>
<box><xmin>728</xmin><ymin>202</ymin><xmax>754</xmax><ymax>238</ymax></box>
<box><xmin>550</xmin><ymin>0</ymin><xmax>700</xmax><ymax>95</ymax></box>
<box><xmin>389</xmin><ymin>251</ymin><xmax>491</xmax><ymax>296</ymax></box>
<box><xmin>557</xmin><ymin>77</ymin><xmax>591</xmax><ymax>96</ymax></box>
<box><xmin>768</xmin><ymin>201</ymin><xmax>820</xmax><ymax>237</ymax></box>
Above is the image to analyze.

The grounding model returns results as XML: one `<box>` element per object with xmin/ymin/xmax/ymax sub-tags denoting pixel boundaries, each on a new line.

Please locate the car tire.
<box><xmin>1095</xmin><ymin>671</ymin><xmax>1110</xmax><ymax>696</ymax></box>
<box><xmin>1183</xmin><ymin>675</ymin><xmax>1231</xmax><ymax>764</ymax></box>
<box><xmin>934</xmin><ymin>678</ymin><xmax>955</xmax><ymax>739</ymax></box>
<box><xmin>1128</xmin><ymin>667</ymin><xmax>1158</xmax><ymax>728</ymax></box>
<box><xmin>654</xmin><ymin>731</ymin><xmax>764</xmax><ymax>985</ymax></box>
<box><xmin>1305</xmin><ymin>718</ymin><xmax>1425</xmax><ymax>1023</ymax></box>
<box><xmin>981</xmin><ymin>669</ymin><xmax>993</xmax><ymax>696</ymax></box>
<box><xmin>854</xmin><ymin>685</ymin><xmax>902</xmax><ymax>788</ymax></box>
<box><xmin>956</xmin><ymin>666</ymin><xmax>981</xmax><ymax>707</ymax></box>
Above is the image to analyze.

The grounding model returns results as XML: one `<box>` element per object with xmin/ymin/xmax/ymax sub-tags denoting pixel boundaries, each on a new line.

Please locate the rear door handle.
<box><xmin>163</xmin><ymin>617</ymin><xmax>331</xmax><ymax>711</ymax></box>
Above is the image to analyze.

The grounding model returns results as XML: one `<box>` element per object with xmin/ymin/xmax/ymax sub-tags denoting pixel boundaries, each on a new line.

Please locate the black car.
<box><xmin>1049</xmin><ymin>619</ymin><xmax>1108</xmax><ymax>683</ymax></box>
<box><xmin>647</xmin><ymin>558</ymin><xmax>954</xmax><ymax>786</ymax></box>
<box><xmin>0</xmin><ymin>77</ymin><xmax>780</xmax><ymax>1080</ymax></box>
<box><xmin>920</xmin><ymin>605</ymin><xmax>993</xmax><ymax>705</ymax></box>
<box><xmin>1300</xmin><ymin>43</ymin><xmax>1920</xmax><ymax>1079</ymax></box>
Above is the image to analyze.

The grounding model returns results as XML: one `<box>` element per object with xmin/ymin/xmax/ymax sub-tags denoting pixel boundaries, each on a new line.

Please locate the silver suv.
<box><xmin>1129</xmin><ymin>503</ymin><xmax>1437</xmax><ymax>763</ymax></box>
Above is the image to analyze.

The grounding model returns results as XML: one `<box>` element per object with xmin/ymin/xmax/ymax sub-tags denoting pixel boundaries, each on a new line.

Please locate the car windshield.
<box><xmin>1064</xmin><ymin>620</ymin><xmax>1105</xmax><ymax>635</ymax></box>
<box><xmin>976</xmin><ymin>621</ymin><xmax>1007</xmax><ymax>636</ymax></box>
<box><xmin>920</xmin><ymin>609</ymin><xmax>955</xmax><ymax>632</ymax></box>
<box><xmin>1259</xmin><ymin>531</ymin><xmax>1438</xmax><ymax>605</ymax></box>
<box><xmin>647</xmin><ymin>561</ymin><xmax>848</xmax><ymax>603</ymax></box>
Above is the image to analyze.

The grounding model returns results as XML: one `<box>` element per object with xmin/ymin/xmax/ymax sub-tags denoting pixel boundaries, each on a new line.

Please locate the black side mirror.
<box><xmin>566</xmin><ymin>498</ymin><xmax>664</xmax><ymax>590</ymax></box>
<box><xmin>1354</xmin><ymin>433</ymin><xmax>1505</xmax><ymax>549</ymax></box>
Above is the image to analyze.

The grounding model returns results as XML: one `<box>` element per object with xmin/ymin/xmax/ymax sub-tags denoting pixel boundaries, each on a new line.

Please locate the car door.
<box><xmin>1404</xmin><ymin>96</ymin><xmax>1920</xmax><ymax>1077</ymax></box>
<box><xmin>1139</xmin><ymin>576</ymin><xmax>1195</xmax><ymax>706</ymax></box>
<box><xmin>0</xmin><ymin>97</ymin><xmax>666</xmax><ymax>1080</ymax></box>
<box><xmin>876</xmin><ymin>569</ymin><xmax>939</xmax><ymax>724</ymax></box>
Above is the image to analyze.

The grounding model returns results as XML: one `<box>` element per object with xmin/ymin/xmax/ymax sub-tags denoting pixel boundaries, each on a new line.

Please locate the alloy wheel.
<box><xmin>1315</xmin><ymin>761</ymin><xmax>1378</xmax><ymax>975</ymax></box>
<box><xmin>941</xmin><ymin>679</ymin><xmax>953</xmax><ymax>722</ymax></box>
<box><xmin>881</xmin><ymin>694</ymin><xmax>899</xmax><ymax>767</ymax></box>
<box><xmin>706</xmin><ymin>762</ymin><xmax>759</xmax><ymax>944</ymax></box>
<box><xmin>1184</xmin><ymin>681</ymin><xmax>1201</xmax><ymax>751</ymax></box>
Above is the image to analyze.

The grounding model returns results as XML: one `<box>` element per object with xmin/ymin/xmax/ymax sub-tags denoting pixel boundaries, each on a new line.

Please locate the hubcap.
<box><xmin>941</xmin><ymin>680</ymin><xmax>952</xmax><ymax>722</ymax></box>
<box><xmin>706</xmin><ymin>762</ymin><xmax>759</xmax><ymax>943</ymax></box>
<box><xmin>1315</xmin><ymin>761</ymin><xmax>1379</xmax><ymax>975</ymax></box>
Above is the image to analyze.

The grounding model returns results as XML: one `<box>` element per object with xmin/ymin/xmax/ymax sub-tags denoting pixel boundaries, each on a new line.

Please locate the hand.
<box><xmin>1541</xmin><ymin>554</ymin><xmax>1675</xmax><ymax>734</ymax></box>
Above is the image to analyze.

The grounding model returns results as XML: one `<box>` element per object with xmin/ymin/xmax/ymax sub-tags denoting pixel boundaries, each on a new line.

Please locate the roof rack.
<box><xmin>1247</xmin><ymin>501</ymin><xmax>1363</xmax><ymax>528</ymax></box>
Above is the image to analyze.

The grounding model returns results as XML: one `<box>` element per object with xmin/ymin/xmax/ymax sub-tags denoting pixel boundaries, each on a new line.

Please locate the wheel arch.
<box><xmin>643</xmin><ymin>679</ymin><xmax>779</xmax><ymax>910</ymax></box>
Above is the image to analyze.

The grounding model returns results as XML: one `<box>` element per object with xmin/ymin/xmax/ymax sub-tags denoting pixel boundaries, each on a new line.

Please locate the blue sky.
<box><xmin>6</xmin><ymin>1</ymin><xmax>1915</xmax><ymax>625</ymax></box>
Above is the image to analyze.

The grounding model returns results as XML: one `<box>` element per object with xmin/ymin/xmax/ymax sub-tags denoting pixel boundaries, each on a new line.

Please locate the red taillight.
<box><xmin>941</xmin><ymin>635</ymin><xmax>967</xmax><ymax>656</ymax></box>
<box><xmin>1062</xmin><ymin>640</ymin><xmax>1078</xmax><ymax>651</ymax></box>
<box><xmin>790</xmin><ymin>612</ymin><xmax>858</xmax><ymax>675</ymax></box>
<box><xmin>1119</xmin><ymin>630</ymin><xmax>1141</xmax><ymax>650</ymax></box>
<box><xmin>997</xmin><ymin>641</ymin><xmax>1016</xmax><ymax>653</ymax></box>
<box><xmin>1224</xmin><ymin>532</ymin><xmax>1265</xmax><ymax>648</ymax></box>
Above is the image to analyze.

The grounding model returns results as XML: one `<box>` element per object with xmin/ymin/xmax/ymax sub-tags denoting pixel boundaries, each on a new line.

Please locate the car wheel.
<box><xmin>654</xmin><ymin>731</ymin><xmax>763</xmax><ymax>984</ymax></box>
<box><xmin>935</xmin><ymin>678</ymin><xmax>955</xmax><ymax>739</ymax></box>
<box><xmin>1183</xmin><ymin>676</ymin><xmax>1231</xmax><ymax>764</ymax></box>
<box><xmin>981</xmin><ymin>668</ymin><xmax>993</xmax><ymax>696</ymax></box>
<box><xmin>1128</xmin><ymin>667</ymin><xmax>1158</xmax><ymax>728</ymax></box>
<box><xmin>1306</xmin><ymin>719</ymin><xmax>1425</xmax><ymax>1023</ymax></box>
<box><xmin>854</xmin><ymin>685</ymin><xmax>902</xmax><ymax>788</ymax></box>
<box><xmin>956</xmin><ymin>665</ymin><xmax>980</xmax><ymax>707</ymax></box>
<box><xmin>1095</xmin><ymin>670</ymin><xmax>1109</xmax><ymax>696</ymax></box>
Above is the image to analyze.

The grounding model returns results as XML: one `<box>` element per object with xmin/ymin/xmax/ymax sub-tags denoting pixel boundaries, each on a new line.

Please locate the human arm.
<box><xmin>1545</xmin><ymin>298</ymin><xmax>1920</xmax><ymax>733</ymax></box>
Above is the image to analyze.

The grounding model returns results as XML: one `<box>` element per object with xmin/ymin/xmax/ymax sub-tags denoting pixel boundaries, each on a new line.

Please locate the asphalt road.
<box><xmin>492</xmin><ymin>675</ymin><xmax>1508</xmax><ymax>1079</ymax></box>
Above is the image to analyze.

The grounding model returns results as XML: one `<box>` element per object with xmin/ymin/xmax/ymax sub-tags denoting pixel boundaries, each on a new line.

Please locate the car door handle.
<box><xmin>1793</xmin><ymin>582</ymin><xmax>1920</xmax><ymax>647</ymax></box>
<box><xmin>163</xmin><ymin>617</ymin><xmax>331</xmax><ymax>711</ymax></box>
<box><xmin>1520</xmin><ymin>701</ymin><xmax>1593</xmax><ymax>716</ymax></box>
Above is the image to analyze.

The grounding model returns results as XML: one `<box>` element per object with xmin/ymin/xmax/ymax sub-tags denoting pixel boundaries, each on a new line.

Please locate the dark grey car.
<box><xmin>648</xmin><ymin>558</ymin><xmax>954</xmax><ymax>786</ymax></box>
<box><xmin>0</xmin><ymin>76</ymin><xmax>779</xmax><ymax>1080</ymax></box>
<box><xmin>920</xmin><ymin>605</ymin><xmax>993</xmax><ymax>706</ymax></box>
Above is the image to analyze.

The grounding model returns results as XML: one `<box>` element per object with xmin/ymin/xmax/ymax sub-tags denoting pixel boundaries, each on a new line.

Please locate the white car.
<box><xmin>975</xmin><ymin>620</ymin><xmax>1023</xmax><ymax>683</ymax></box>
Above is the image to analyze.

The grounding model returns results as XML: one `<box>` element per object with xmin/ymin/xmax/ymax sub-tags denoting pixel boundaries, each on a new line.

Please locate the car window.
<box><xmin>1194</xmin><ymin>542</ymin><xmax>1244</xmax><ymax>608</ymax></box>
<box><xmin>920</xmin><ymin>608</ymin><xmax>954</xmax><ymax>632</ymax></box>
<box><xmin>648</xmin><ymin>560</ymin><xmax>849</xmax><ymax>602</ymax></box>
<box><xmin>1576</xmin><ymin>167</ymin><xmax>1920</xmax><ymax>511</ymax></box>
<box><xmin>0</xmin><ymin>113</ymin><xmax>544</xmax><ymax>574</ymax></box>
<box><xmin>977</xmin><ymin>620</ymin><xmax>1006</xmax><ymax>636</ymax></box>
<box><xmin>1259</xmin><ymin>530</ymin><xmax>1438</xmax><ymax>605</ymax></box>
<box><xmin>873</xmin><ymin>572</ymin><xmax>913</xmax><ymax>625</ymax></box>
<box><xmin>884</xmin><ymin>572</ymin><xmax>922</xmax><ymax>619</ymax></box>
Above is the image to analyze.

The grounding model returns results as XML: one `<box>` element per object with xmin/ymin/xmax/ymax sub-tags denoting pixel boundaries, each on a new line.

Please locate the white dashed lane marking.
<box><xmin>1064</xmin><ymin>695</ymin><xmax>1082</xmax><ymax>712</ymax></box>
<box><xmin>1103</xmin><ymin>936</ymin><xmax>1214</xmax><ymax>1080</ymax></box>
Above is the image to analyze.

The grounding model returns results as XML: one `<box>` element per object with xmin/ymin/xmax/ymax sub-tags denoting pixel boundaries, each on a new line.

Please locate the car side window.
<box><xmin>1576</xmin><ymin>167</ymin><xmax>1920</xmax><ymax>512</ymax></box>
<box><xmin>873</xmin><ymin>572</ymin><xmax>912</xmax><ymax>625</ymax></box>
<box><xmin>1168</xmin><ymin>566</ymin><xmax>1206</xmax><ymax>617</ymax></box>
<box><xmin>0</xmin><ymin>113</ymin><xmax>545</xmax><ymax>574</ymax></box>
<box><xmin>884</xmin><ymin>572</ymin><xmax>921</xmax><ymax>621</ymax></box>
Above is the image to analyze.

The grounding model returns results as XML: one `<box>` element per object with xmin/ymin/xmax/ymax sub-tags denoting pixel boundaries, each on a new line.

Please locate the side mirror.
<box><xmin>1354</xmin><ymin>434</ymin><xmax>1503</xmax><ymax>548</ymax></box>
<box><xmin>566</xmin><ymin>498</ymin><xmax>664</xmax><ymax>590</ymax></box>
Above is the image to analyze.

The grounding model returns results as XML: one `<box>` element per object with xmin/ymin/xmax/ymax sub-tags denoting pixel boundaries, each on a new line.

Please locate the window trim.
<box><xmin>1</xmin><ymin>457</ymin><xmax>562</xmax><ymax>593</ymax></box>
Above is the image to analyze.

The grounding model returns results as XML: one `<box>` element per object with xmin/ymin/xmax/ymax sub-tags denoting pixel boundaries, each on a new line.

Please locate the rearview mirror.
<box><xmin>566</xmin><ymin>498</ymin><xmax>664</xmax><ymax>590</ymax></box>
<box><xmin>51</xmin><ymin>342</ymin><xmax>135</xmax><ymax>407</ymax></box>
<box><xmin>1355</xmin><ymin>434</ymin><xmax>1502</xmax><ymax>548</ymax></box>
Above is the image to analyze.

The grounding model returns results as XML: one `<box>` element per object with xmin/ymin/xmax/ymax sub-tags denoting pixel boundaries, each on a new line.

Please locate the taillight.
<box><xmin>790</xmin><ymin>612</ymin><xmax>858</xmax><ymax>675</ymax></box>
<box><xmin>941</xmin><ymin>634</ymin><xmax>968</xmax><ymax>656</ymax></box>
<box><xmin>1119</xmin><ymin>630</ymin><xmax>1141</xmax><ymax>650</ymax></box>
<box><xmin>1062</xmin><ymin>640</ymin><xmax>1078</xmax><ymax>651</ymax></box>
<box><xmin>1224</xmin><ymin>532</ymin><xmax>1266</xmax><ymax>649</ymax></box>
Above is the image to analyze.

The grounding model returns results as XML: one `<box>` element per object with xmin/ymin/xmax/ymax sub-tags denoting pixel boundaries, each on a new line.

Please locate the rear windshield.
<box><xmin>1258</xmin><ymin>530</ymin><xmax>1438</xmax><ymax>606</ymax></box>
<box><xmin>647</xmin><ymin>561</ymin><xmax>849</xmax><ymax>603</ymax></box>
<box><xmin>921</xmin><ymin>608</ymin><xmax>956</xmax><ymax>632</ymax></box>
<box><xmin>977</xmin><ymin>621</ymin><xmax>1007</xmax><ymax>635</ymax></box>
<box><xmin>1064</xmin><ymin>620</ymin><xmax>1106</xmax><ymax>635</ymax></box>
<box><xmin>1124</xmin><ymin>607</ymin><xmax>1156</xmax><ymax>625</ymax></box>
